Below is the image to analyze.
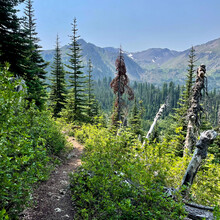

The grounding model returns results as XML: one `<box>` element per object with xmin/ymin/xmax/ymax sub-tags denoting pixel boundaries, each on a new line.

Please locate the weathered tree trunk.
<box><xmin>184</xmin><ymin>203</ymin><xmax>214</xmax><ymax>220</ymax></box>
<box><xmin>142</xmin><ymin>103</ymin><xmax>166</xmax><ymax>147</ymax></box>
<box><xmin>184</xmin><ymin>64</ymin><xmax>206</xmax><ymax>155</ymax></box>
<box><xmin>117</xmin><ymin>52</ymin><xmax>122</xmax><ymax>122</ymax></box>
<box><xmin>181</xmin><ymin>130</ymin><xmax>217</xmax><ymax>195</ymax></box>
<box><xmin>218</xmin><ymin>105</ymin><xmax>220</xmax><ymax>127</ymax></box>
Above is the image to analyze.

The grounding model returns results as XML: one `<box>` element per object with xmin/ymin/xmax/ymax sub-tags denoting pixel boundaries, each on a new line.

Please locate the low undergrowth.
<box><xmin>71</xmin><ymin>124</ymin><xmax>220</xmax><ymax>219</ymax></box>
<box><xmin>0</xmin><ymin>66</ymin><xmax>66</xmax><ymax>219</ymax></box>
<box><xmin>70</xmin><ymin>125</ymin><xmax>186</xmax><ymax>219</ymax></box>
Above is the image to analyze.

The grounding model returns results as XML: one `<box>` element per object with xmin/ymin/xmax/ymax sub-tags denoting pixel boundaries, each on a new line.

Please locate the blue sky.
<box><xmin>18</xmin><ymin>0</ymin><xmax>220</xmax><ymax>52</ymax></box>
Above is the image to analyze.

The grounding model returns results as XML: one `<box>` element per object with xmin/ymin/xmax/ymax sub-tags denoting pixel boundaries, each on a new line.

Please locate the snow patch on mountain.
<box><xmin>128</xmin><ymin>53</ymin><xmax>134</xmax><ymax>60</ymax></box>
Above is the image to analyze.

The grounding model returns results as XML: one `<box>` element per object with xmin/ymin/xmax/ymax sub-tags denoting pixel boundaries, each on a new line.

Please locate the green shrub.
<box><xmin>71</xmin><ymin>125</ymin><xmax>186</xmax><ymax>219</ymax></box>
<box><xmin>0</xmin><ymin>65</ymin><xmax>66</xmax><ymax>218</ymax></box>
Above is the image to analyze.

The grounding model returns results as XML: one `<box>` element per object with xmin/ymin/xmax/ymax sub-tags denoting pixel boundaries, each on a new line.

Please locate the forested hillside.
<box><xmin>0</xmin><ymin>0</ymin><xmax>220</xmax><ymax>219</ymax></box>
<box><xmin>42</xmin><ymin>37</ymin><xmax>220</xmax><ymax>90</ymax></box>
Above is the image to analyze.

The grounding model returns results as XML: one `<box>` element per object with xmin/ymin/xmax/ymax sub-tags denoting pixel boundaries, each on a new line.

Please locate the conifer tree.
<box><xmin>165</xmin><ymin>47</ymin><xmax>196</xmax><ymax>156</ymax></box>
<box><xmin>0</xmin><ymin>0</ymin><xmax>26</xmax><ymax>76</ymax></box>
<box><xmin>130</xmin><ymin>98</ymin><xmax>142</xmax><ymax>136</ymax></box>
<box><xmin>185</xmin><ymin>46</ymin><xmax>196</xmax><ymax>107</ymax></box>
<box><xmin>64</xmin><ymin>18</ymin><xmax>86</xmax><ymax>122</ymax></box>
<box><xmin>22</xmin><ymin>0</ymin><xmax>48</xmax><ymax>108</ymax></box>
<box><xmin>174</xmin><ymin>46</ymin><xmax>196</xmax><ymax>128</ymax></box>
<box><xmin>86</xmin><ymin>59</ymin><xmax>96</xmax><ymax>120</ymax></box>
<box><xmin>49</xmin><ymin>35</ymin><xmax>67</xmax><ymax>117</ymax></box>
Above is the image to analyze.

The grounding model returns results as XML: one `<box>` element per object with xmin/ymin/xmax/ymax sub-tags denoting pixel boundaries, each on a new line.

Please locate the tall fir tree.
<box><xmin>64</xmin><ymin>18</ymin><xmax>87</xmax><ymax>122</ymax></box>
<box><xmin>185</xmin><ymin>46</ymin><xmax>196</xmax><ymax>107</ymax></box>
<box><xmin>22</xmin><ymin>0</ymin><xmax>48</xmax><ymax>108</ymax></box>
<box><xmin>0</xmin><ymin>0</ymin><xmax>26</xmax><ymax>76</ymax></box>
<box><xmin>86</xmin><ymin>59</ymin><xmax>97</xmax><ymax>121</ymax></box>
<box><xmin>174</xmin><ymin>46</ymin><xmax>196</xmax><ymax>125</ymax></box>
<box><xmin>49</xmin><ymin>35</ymin><xmax>67</xmax><ymax>117</ymax></box>
<box><xmin>170</xmin><ymin>47</ymin><xmax>196</xmax><ymax>156</ymax></box>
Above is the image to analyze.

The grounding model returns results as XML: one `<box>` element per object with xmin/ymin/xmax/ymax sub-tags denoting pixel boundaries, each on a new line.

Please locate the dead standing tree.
<box><xmin>142</xmin><ymin>103</ymin><xmax>166</xmax><ymax>147</ymax></box>
<box><xmin>184</xmin><ymin>64</ymin><xmax>206</xmax><ymax>155</ymax></box>
<box><xmin>218</xmin><ymin>105</ymin><xmax>220</xmax><ymax>128</ymax></box>
<box><xmin>110</xmin><ymin>48</ymin><xmax>134</xmax><ymax>127</ymax></box>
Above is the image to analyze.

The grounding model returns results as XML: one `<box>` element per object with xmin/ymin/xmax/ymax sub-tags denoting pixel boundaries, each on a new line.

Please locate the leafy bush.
<box><xmin>0</xmin><ymin>65</ymin><xmax>66</xmax><ymax>218</ymax></box>
<box><xmin>191</xmin><ymin>155</ymin><xmax>220</xmax><ymax>206</ymax></box>
<box><xmin>71</xmin><ymin>125</ymin><xmax>186</xmax><ymax>219</ymax></box>
<box><xmin>72</xmin><ymin>122</ymin><xmax>220</xmax><ymax>219</ymax></box>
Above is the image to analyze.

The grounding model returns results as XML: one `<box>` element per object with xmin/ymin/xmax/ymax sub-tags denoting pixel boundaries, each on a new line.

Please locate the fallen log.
<box><xmin>183</xmin><ymin>201</ymin><xmax>214</xmax><ymax>211</ymax></box>
<box><xmin>184</xmin><ymin>204</ymin><xmax>214</xmax><ymax>220</ymax></box>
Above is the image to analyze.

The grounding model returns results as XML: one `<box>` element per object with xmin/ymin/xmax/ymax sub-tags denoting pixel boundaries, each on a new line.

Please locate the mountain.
<box><xmin>42</xmin><ymin>37</ymin><xmax>220</xmax><ymax>89</ymax></box>
<box><xmin>160</xmin><ymin>38</ymin><xmax>220</xmax><ymax>89</ymax></box>
<box><xmin>131</xmin><ymin>48</ymin><xmax>180</xmax><ymax>67</ymax></box>
<box><xmin>41</xmin><ymin>39</ymin><xmax>144</xmax><ymax>82</ymax></box>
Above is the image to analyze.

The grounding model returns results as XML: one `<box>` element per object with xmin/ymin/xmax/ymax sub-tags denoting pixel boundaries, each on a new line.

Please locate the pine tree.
<box><xmin>130</xmin><ymin>98</ymin><xmax>142</xmax><ymax>136</ymax></box>
<box><xmin>22</xmin><ymin>0</ymin><xmax>48</xmax><ymax>108</ymax></box>
<box><xmin>0</xmin><ymin>0</ymin><xmax>26</xmax><ymax>76</ymax></box>
<box><xmin>49</xmin><ymin>35</ymin><xmax>67</xmax><ymax>117</ymax></box>
<box><xmin>64</xmin><ymin>18</ymin><xmax>87</xmax><ymax>122</ymax></box>
<box><xmin>185</xmin><ymin>46</ymin><xmax>196</xmax><ymax>107</ymax></box>
<box><xmin>174</xmin><ymin>46</ymin><xmax>196</xmax><ymax>127</ymax></box>
<box><xmin>166</xmin><ymin>47</ymin><xmax>196</xmax><ymax>156</ymax></box>
<box><xmin>86</xmin><ymin>59</ymin><xmax>96</xmax><ymax>120</ymax></box>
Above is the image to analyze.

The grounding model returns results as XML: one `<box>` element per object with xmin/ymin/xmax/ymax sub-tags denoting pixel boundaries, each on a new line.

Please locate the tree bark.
<box><xmin>184</xmin><ymin>204</ymin><xmax>214</xmax><ymax>220</ymax></box>
<box><xmin>184</xmin><ymin>64</ymin><xmax>206</xmax><ymax>155</ymax></box>
<box><xmin>181</xmin><ymin>130</ymin><xmax>217</xmax><ymax>194</ymax></box>
<box><xmin>218</xmin><ymin>105</ymin><xmax>220</xmax><ymax>127</ymax></box>
<box><xmin>142</xmin><ymin>103</ymin><xmax>166</xmax><ymax>147</ymax></box>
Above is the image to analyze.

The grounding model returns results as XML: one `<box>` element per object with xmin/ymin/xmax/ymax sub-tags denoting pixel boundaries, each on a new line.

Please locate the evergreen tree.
<box><xmin>22</xmin><ymin>0</ymin><xmax>48</xmax><ymax>108</ymax></box>
<box><xmin>86</xmin><ymin>59</ymin><xmax>96</xmax><ymax>120</ymax></box>
<box><xmin>174</xmin><ymin>46</ymin><xmax>196</xmax><ymax>128</ymax></box>
<box><xmin>64</xmin><ymin>18</ymin><xmax>86</xmax><ymax>122</ymax></box>
<box><xmin>49</xmin><ymin>35</ymin><xmax>67</xmax><ymax>117</ymax></box>
<box><xmin>163</xmin><ymin>47</ymin><xmax>196</xmax><ymax>156</ymax></box>
<box><xmin>129</xmin><ymin>98</ymin><xmax>142</xmax><ymax>136</ymax></box>
<box><xmin>0</xmin><ymin>0</ymin><xmax>26</xmax><ymax>76</ymax></box>
<box><xmin>185</xmin><ymin>46</ymin><xmax>196</xmax><ymax>107</ymax></box>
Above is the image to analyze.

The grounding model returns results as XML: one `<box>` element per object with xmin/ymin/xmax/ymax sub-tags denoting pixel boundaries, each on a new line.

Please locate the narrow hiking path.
<box><xmin>20</xmin><ymin>137</ymin><xmax>83</xmax><ymax>220</ymax></box>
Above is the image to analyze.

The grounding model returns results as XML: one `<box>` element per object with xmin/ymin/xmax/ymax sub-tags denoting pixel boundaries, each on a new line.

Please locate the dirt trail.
<box><xmin>20</xmin><ymin>137</ymin><xmax>83</xmax><ymax>220</ymax></box>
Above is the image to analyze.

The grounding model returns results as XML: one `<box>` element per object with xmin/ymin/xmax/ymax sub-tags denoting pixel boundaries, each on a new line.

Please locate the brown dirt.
<box><xmin>19</xmin><ymin>137</ymin><xmax>83</xmax><ymax>220</ymax></box>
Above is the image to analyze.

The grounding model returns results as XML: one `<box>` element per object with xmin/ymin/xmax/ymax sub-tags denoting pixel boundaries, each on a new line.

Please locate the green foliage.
<box><xmin>64</xmin><ymin>18</ymin><xmax>87</xmax><ymax>122</ymax></box>
<box><xmin>129</xmin><ymin>99</ymin><xmax>144</xmax><ymax>136</ymax></box>
<box><xmin>71</xmin><ymin>125</ymin><xmax>186</xmax><ymax>219</ymax></box>
<box><xmin>22</xmin><ymin>0</ymin><xmax>48</xmax><ymax>109</ymax></box>
<box><xmin>191</xmin><ymin>155</ymin><xmax>220</xmax><ymax>206</ymax></box>
<box><xmin>94</xmin><ymin>78</ymin><xmax>182</xmax><ymax>128</ymax></box>
<box><xmin>0</xmin><ymin>0</ymin><xmax>26</xmax><ymax>77</ymax></box>
<box><xmin>86</xmin><ymin>59</ymin><xmax>98</xmax><ymax>122</ymax></box>
<box><xmin>0</xmin><ymin>66</ymin><xmax>66</xmax><ymax>218</ymax></box>
<box><xmin>209</xmin><ymin>135</ymin><xmax>220</xmax><ymax>163</ymax></box>
<box><xmin>49</xmin><ymin>35</ymin><xmax>67</xmax><ymax>117</ymax></box>
<box><xmin>0</xmin><ymin>208</ymin><xmax>9</xmax><ymax>220</ymax></box>
<box><xmin>73</xmin><ymin>123</ymin><xmax>220</xmax><ymax>215</ymax></box>
<box><xmin>214</xmin><ymin>205</ymin><xmax>220</xmax><ymax>220</ymax></box>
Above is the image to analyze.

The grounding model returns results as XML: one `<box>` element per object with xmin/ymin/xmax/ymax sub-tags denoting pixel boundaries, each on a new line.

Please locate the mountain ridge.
<box><xmin>41</xmin><ymin>37</ymin><xmax>220</xmax><ymax>89</ymax></box>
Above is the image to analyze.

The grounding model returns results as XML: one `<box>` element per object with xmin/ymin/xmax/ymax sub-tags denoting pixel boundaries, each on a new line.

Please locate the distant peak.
<box><xmin>78</xmin><ymin>38</ymin><xmax>87</xmax><ymax>44</ymax></box>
